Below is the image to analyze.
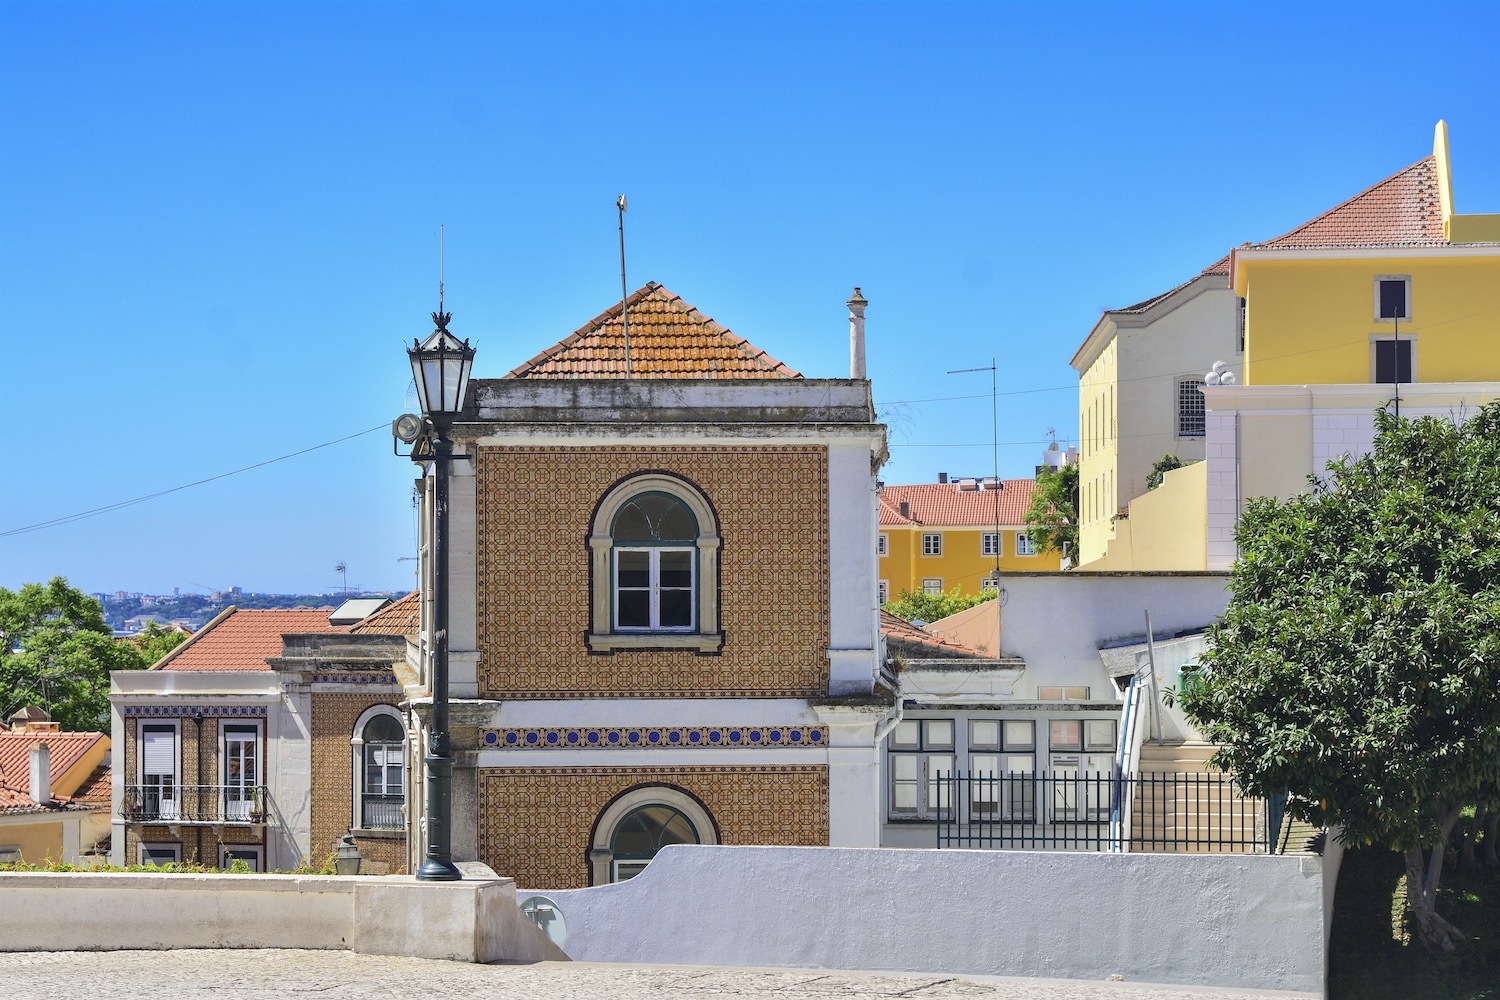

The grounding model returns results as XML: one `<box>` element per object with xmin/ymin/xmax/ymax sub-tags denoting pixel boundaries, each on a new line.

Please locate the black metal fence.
<box><xmin>361</xmin><ymin>794</ymin><xmax>404</xmax><ymax>830</ymax></box>
<box><xmin>121</xmin><ymin>784</ymin><xmax>269</xmax><ymax>825</ymax></box>
<box><xmin>934</xmin><ymin>770</ymin><xmax>1274</xmax><ymax>853</ymax></box>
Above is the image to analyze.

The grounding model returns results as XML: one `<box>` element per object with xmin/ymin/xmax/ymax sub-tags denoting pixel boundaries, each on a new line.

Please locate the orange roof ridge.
<box><xmin>504</xmin><ymin>282</ymin><xmax>803</xmax><ymax>380</ymax></box>
<box><xmin>149</xmin><ymin>605</ymin><xmax>237</xmax><ymax>670</ymax></box>
<box><xmin>156</xmin><ymin>607</ymin><xmax>349</xmax><ymax>671</ymax></box>
<box><xmin>1250</xmin><ymin>155</ymin><xmax>1443</xmax><ymax>250</ymax></box>
<box><xmin>351</xmin><ymin>591</ymin><xmax>420</xmax><ymax>635</ymax></box>
<box><xmin>878</xmin><ymin>479</ymin><xmax>1037</xmax><ymax>527</ymax></box>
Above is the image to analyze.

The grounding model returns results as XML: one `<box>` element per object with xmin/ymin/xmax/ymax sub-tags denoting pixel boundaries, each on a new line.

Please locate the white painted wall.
<box><xmin>519</xmin><ymin>843</ymin><xmax>1330</xmax><ymax>994</ymax></box>
<box><xmin>826</xmin><ymin>438</ymin><xmax>880</xmax><ymax>696</ymax></box>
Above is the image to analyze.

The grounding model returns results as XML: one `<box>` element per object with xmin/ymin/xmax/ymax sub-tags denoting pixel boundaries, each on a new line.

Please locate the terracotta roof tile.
<box><xmin>153</xmin><ymin>607</ymin><xmax>346</xmax><ymax>671</ymax></box>
<box><xmin>0</xmin><ymin>731</ymin><xmax>107</xmax><ymax>812</ymax></box>
<box><xmin>877</xmin><ymin>480</ymin><xmax>1037</xmax><ymax>527</ymax></box>
<box><xmin>505</xmin><ymin>283</ymin><xmax>802</xmax><ymax>380</ymax></box>
<box><xmin>350</xmin><ymin>591</ymin><xmax>419</xmax><ymax>636</ymax></box>
<box><xmin>1250</xmin><ymin>156</ymin><xmax>1445</xmax><ymax>250</ymax></box>
<box><xmin>880</xmin><ymin>610</ymin><xmax>988</xmax><ymax>658</ymax></box>
<box><xmin>61</xmin><ymin>763</ymin><xmax>111</xmax><ymax>808</ymax></box>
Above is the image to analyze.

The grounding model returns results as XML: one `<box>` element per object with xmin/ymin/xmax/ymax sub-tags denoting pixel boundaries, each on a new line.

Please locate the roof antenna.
<box><xmin>616</xmin><ymin>195</ymin><xmax>632</xmax><ymax>379</ymax></box>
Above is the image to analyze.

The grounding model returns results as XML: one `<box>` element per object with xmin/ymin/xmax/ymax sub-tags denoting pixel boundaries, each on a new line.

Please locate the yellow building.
<box><xmin>1082</xmin><ymin>121</ymin><xmax>1500</xmax><ymax>571</ymax></box>
<box><xmin>0</xmin><ymin>712</ymin><xmax>111</xmax><ymax>865</ymax></box>
<box><xmin>878</xmin><ymin>477</ymin><xmax>1045</xmax><ymax>600</ymax></box>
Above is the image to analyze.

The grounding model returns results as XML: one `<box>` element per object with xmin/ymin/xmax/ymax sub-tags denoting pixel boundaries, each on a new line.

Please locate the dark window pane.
<box><xmin>657</xmin><ymin>502</ymin><xmax>696</xmax><ymax>541</ymax></box>
<box><xmin>659</xmin><ymin>590</ymin><xmax>692</xmax><ymax>627</ymax></box>
<box><xmin>363</xmin><ymin>715</ymin><xmax>403</xmax><ymax>742</ymax></box>
<box><xmin>617</xmin><ymin>591</ymin><xmax>649</xmax><ymax>627</ymax></box>
<box><xmin>659</xmin><ymin>550</ymin><xmax>692</xmax><ymax>588</ymax></box>
<box><xmin>617</xmin><ymin>550</ymin><xmax>649</xmax><ymax>588</ymax></box>
<box><xmin>1375</xmin><ymin>340</ymin><xmax>1412</xmax><ymax>384</ymax></box>
<box><xmin>1178</xmin><ymin>380</ymin><xmax>1205</xmax><ymax>437</ymax></box>
<box><xmin>613</xmin><ymin>503</ymin><xmax>651</xmax><ymax>541</ymax></box>
<box><xmin>1379</xmin><ymin>280</ymin><xmax>1407</xmax><ymax>319</ymax></box>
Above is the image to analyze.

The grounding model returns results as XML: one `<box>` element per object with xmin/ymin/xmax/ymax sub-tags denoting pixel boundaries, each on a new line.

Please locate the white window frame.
<box><xmin>888</xmin><ymin>719</ymin><xmax>955</xmax><ymax>821</ymax></box>
<box><xmin>980</xmin><ymin>577</ymin><xmax>998</xmax><ymax>592</ymax></box>
<box><xmin>587</xmin><ymin>474</ymin><xmax>723</xmax><ymax>654</ymax></box>
<box><xmin>589</xmin><ymin>785</ymin><xmax>718</xmax><ymax>886</ymax></box>
<box><xmin>877</xmin><ymin>533</ymin><xmax>888</xmax><ymax>556</ymax></box>
<box><xmin>921</xmin><ymin>532</ymin><xmax>942</xmax><ymax>556</ymax></box>
<box><xmin>1177</xmin><ymin>378</ymin><xmax>1206</xmax><ymax>438</ymax></box>
<box><xmin>221</xmin><ymin>722</ymin><xmax>261</xmax><ymax>823</ymax></box>
<box><xmin>1015</xmin><ymin>533</ymin><xmax>1036</xmax><ymax>556</ymax></box>
<box><xmin>921</xmin><ymin>577</ymin><xmax>943</xmax><ymax>596</ymax></box>
<box><xmin>876</xmin><ymin>580</ymin><xmax>889</xmax><ymax>605</ymax></box>
<box><xmin>981</xmin><ymin>532</ymin><xmax>1000</xmax><ymax>557</ymax></box>
<box><xmin>613</xmin><ymin>546</ymin><xmax>696</xmax><ymax>632</ymax></box>
<box><xmin>351</xmin><ymin>705</ymin><xmax>406</xmax><ymax>833</ymax></box>
<box><xmin>1373</xmin><ymin>274</ymin><xmax>1412</xmax><ymax>323</ymax></box>
<box><xmin>137</xmin><ymin>719</ymin><xmax>181</xmax><ymax>822</ymax></box>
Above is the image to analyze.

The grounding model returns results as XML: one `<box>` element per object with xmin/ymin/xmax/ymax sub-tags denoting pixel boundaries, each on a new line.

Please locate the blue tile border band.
<box><xmin>481</xmin><ymin>725</ymin><xmax>828</xmax><ymax>750</ymax></box>
<box><xmin>311</xmin><ymin>673</ymin><xmax>401</xmax><ymax>686</ymax></box>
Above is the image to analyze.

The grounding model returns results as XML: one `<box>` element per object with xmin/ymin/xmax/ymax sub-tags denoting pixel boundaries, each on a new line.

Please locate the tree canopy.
<box><xmin>0</xmin><ymin>577</ymin><xmax>172</xmax><ymax>732</ymax></box>
<box><xmin>1182</xmin><ymin>404</ymin><xmax>1500</xmax><ymax>953</ymax></box>
<box><xmin>1145</xmin><ymin>453</ymin><xmax>1194</xmax><ymax>490</ymax></box>
<box><xmin>882</xmin><ymin>586</ymin><xmax>995</xmax><ymax>624</ymax></box>
<box><xmin>1023</xmin><ymin>463</ymin><xmax>1078</xmax><ymax>559</ymax></box>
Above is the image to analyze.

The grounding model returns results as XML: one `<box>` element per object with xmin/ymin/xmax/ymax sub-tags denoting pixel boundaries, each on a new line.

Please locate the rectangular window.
<box><xmin>223</xmin><ymin>724</ymin><xmax>260</xmax><ymax>822</ymax></box>
<box><xmin>1178</xmin><ymin>379</ymin><xmax>1206</xmax><ymax>437</ymax></box>
<box><xmin>0</xmin><ymin>846</ymin><xmax>20</xmax><ymax>864</ymax></box>
<box><xmin>1085</xmin><ymin>719</ymin><xmax>1118</xmax><ymax>752</ymax></box>
<box><xmin>921</xmin><ymin>533</ymin><xmax>942</xmax><ymax>556</ymax></box>
<box><xmin>921</xmin><ymin>577</ymin><xmax>943</xmax><ymax>596</ymax></box>
<box><xmin>1050</xmin><ymin>720</ymin><xmax>1083</xmax><ymax>751</ymax></box>
<box><xmin>1037</xmin><ymin>686</ymin><xmax>1090</xmax><ymax>701</ymax></box>
<box><xmin>876</xmin><ymin>580</ymin><xmax>889</xmax><ymax>605</ymax></box>
<box><xmin>1015</xmin><ymin>533</ymin><xmax>1036</xmax><ymax>556</ymax></box>
<box><xmin>877</xmin><ymin>533</ymin><xmax>888</xmax><ymax>556</ymax></box>
<box><xmin>889</xmin><ymin>719</ymin><xmax>954</xmax><ymax>820</ymax></box>
<box><xmin>220</xmin><ymin>846</ymin><xmax>263</xmax><ymax>872</ymax></box>
<box><xmin>139</xmin><ymin>843</ymin><xmax>180</xmax><ymax>866</ymax></box>
<box><xmin>1375</xmin><ymin>275</ymin><xmax>1411</xmax><ymax>321</ymax></box>
<box><xmin>981</xmin><ymin>533</ymin><xmax>1000</xmax><ymax>556</ymax></box>
<box><xmin>614</xmin><ymin>547</ymin><xmax>695</xmax><ymax>631</ymax></box>
<box><xmin>980</xmin><ymin>577</ymin><xmax>998</xmax><ymax>592</ymax></box>
<box><xmin>141</xmin><ymin>723</ymin><xmax>178</xmax><ymax>821</ymax></box>
<box><xmin>1373</xmin><ymin>338</ymin><xmax>1414</xmax><ymax>384</ymax></box>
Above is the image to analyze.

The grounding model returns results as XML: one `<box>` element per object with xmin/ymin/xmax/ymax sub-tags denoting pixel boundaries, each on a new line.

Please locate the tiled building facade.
<box><xmin>408</xmin><ymin>283</ymin><xmax>893</xmax><ymax>888</ymax></box>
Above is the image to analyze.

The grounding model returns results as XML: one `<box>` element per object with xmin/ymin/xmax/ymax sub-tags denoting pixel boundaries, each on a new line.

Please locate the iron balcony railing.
<box><xmin>934</xmin><ymin>770</ymin><xmax>1274</xmax><ymax>853</ymax></box>
<box><xmin>121</xmin><ymin>784</ymin><xmax>270</xmax><ymax>825</ymax></box>
<box><xmin>360</xmin><ymin>794</ymin><xmax>404</xmax><ymax>830</ymax></box>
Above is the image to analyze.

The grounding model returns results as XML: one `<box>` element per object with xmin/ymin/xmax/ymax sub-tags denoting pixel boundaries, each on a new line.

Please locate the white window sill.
<box><xmin>587</xmin><ymin>632</ymin><xmax>725</xmax><ymax>655</ymax></box>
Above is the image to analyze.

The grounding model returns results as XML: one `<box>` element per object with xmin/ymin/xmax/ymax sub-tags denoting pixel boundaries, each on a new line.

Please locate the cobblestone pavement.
<box><xmin>0</xmin><ymin>950</ymin><xmax>1315</xmax><ymax>1000</ymax></box>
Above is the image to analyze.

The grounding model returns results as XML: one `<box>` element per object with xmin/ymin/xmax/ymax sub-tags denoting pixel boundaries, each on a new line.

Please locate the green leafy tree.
<box><xmin>1182</xmin><ymin>404</ymin><xmax>1500</xmax><ymax>954</ymax></box>
<box><xmin>1023</xmin><ymin>463</ymin><xmax>1078</xmax><ymax>558</ymax></box>
<box><xmin>883</xmin><ymin>586</ymin><xmax>995</xmax><ymax>623</ymax></box>
<box><xmin>0</xmin><ymin>577</ymin><xmax>148</xmax><ymax>732</ymax></box>
<box><xmin>131</xmin><ymin>621</ymin><xmax>190</xmax><ymax>666</ymax></box>
<box><xmin>1145</xmin><ymin>453</ymin><xmax>1195</xmax><ymax>490</ymax></box>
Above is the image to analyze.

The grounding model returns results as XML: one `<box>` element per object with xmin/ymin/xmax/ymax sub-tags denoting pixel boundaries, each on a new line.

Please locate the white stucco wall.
<box><xmin>519</xmin><ymin>844</ymin><xmax>1330</xmax><ymax>994</ymax></box>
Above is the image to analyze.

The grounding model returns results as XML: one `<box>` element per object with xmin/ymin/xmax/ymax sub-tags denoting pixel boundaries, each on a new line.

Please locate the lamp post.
<box><xmin>406</xmin><ymin>307</ymin><xmax>474</xmax><ymax>882</ymax></box>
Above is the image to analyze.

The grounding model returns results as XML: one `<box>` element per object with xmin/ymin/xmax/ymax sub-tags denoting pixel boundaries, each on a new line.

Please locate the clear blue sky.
<box><xmin>3</xmin><ymin>0</ymin><xmax>1498</xmax><ymax>596</ymax></box>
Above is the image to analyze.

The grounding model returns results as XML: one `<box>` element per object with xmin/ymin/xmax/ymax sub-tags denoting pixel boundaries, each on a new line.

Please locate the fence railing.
<box><xmin>360</xmin><ymin>795</ymin><xmax>404</xmax><ymax>830</ymax></box>
<box><xmin>121</xmin><ymin>784</ymin><xmax>269</xmax><ymax>825</ymax></box>
<box><xmin>934</xmin><ymin>770</ymin><xmax>1273</xmax><ymax>853</ymax></box>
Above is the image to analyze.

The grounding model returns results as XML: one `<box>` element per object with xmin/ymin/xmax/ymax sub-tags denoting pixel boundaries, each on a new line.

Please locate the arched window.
<box><xmin>588</xmin><ymin>785</ymin><xmax>717</xmax><ymax>885</ymax></box>
<box><xmin>588</xmin><ymin>474</ymin><xmax>723</xmax><ymax>653</ymax></box>
<box><xmin>351</xmin><ymin>707</ymin><xmax>405</xmax><ymax>831</ymax></box>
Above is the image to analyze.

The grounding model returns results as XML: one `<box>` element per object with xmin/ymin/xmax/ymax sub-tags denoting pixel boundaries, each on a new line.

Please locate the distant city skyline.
<box><xmin>4</xmin><ymin>1</ymin><xmax>1498</xmax><ymax>593</ymax></box>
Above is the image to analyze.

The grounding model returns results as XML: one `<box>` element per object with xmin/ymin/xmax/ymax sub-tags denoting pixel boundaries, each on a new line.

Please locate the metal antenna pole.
<box><xmin>1393</xmin><ymin>312</ymin><xmax>1400</xmax><ymax>419</ymax></box>
<box><xmin>617</xmin><ymin>195</ymin><xmax>631</xmax><ymax>378</ymax></box>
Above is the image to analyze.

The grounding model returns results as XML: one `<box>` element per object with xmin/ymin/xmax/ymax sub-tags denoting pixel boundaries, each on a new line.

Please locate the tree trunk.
<box><xmin>1459</xmin><ymin>805</ymin><xmax>1484</xmax><ymax>877</ymax></box>
<box><xmin>1403</xmin><ymin>802</ymin><xmax>1468</xmax><ymax>954</ymax></box>
<box><xmin>1485</xmin><ymin>810</ymin><xmax>1499</xmax><ymax>876</ymax></box>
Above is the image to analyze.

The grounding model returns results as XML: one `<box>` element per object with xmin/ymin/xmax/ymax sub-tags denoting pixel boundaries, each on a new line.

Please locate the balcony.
<box><xmin>360</xmin><ymin>794</ymin><xmax>404</xmax><ymax>831</ymax></box>
<box><xmin>121</xmin><ymin>784</ymin><xmax>270</xmax><ymax>826</ymax></box>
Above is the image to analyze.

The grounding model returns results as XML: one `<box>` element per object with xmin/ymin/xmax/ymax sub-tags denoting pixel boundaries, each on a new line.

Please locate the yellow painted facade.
<box><xmin>879</xmin><ymin>525</ymin><xmax>1049</xmax><ymax>600</ymax></box>
<box><xmin>1082</xmin><ymin>461</ymin><xmax>1207</xmax><ymax>572</ymax></box>
<box><xmin>1236</xmin><ymin>254</ymin><xmax>1500</xmax><ymax>386</ymax></box>
<box><xmin>1076</xmin><ymin>337</ymin><xmax>1119</xmax><ymax>564</ymax></box>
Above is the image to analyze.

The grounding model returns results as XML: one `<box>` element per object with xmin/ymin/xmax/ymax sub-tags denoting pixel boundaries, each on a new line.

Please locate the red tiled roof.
<box><xmin>0</xmin><ymin>731</ymin><xmax>107</xmax><ymax>812</ymax></box>
<box><xmin>878</xmin><ymin>480</ymin><xmax>1037</xmax><ymax>527</ymax></box>
<box><xmin>350</xmin><ymin>591</ymin><xmax>419</xmax><ymax>636</ymax></box>
<box><xmin>1249</xmin><ymin>156</ymin><xmax>1445</xmax><ymax>250</ymax></box>
<box><xmin>63</xmin><ymin>763</ymin><xmax>111</xmax><ymax>808</ymax></box>
<box><xmin>879</xmin><ymin>610</ymin><xmax>987</xmax><ymax>658</ymax></box>
<box><xmin>506</xmin><ymin>282</ymin><xmax>802</xmax><ymax>380</ymax></box>
<box><xmin>153</xmin><ymin>607</ymin><xmax>347</xmax><ymax>671</ymax></box>
<box><xmin>1113</xmin><ymin>255</ymin><xmax>1233</xmax><ymax>315</ymax></box>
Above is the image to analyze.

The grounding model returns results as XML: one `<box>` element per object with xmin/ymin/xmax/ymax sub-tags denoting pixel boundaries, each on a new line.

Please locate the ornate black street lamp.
<box><xmin>402</xmin><ymin>307</ymin><xmax>475</xmax><ymax>881</ymax></box>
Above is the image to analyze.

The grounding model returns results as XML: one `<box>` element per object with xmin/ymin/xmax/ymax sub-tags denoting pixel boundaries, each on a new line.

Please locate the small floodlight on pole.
<box><xmin>404</xmin><ymin>296</ymin><xmax>475</xmax><ymax>882</ymax></box>
<box><xmin>617</xmin><ymin>194</ymin><xmax>632</xmax><ymax>379</ymax></box>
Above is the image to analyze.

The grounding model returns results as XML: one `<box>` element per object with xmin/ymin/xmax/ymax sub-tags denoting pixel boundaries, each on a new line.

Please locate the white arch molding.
<box><xmin>349</xmin><ymin>704</ymin><xmax>407</xmax><ymax>835</ymax></box>
<box><xmin>588</xmin><ymin>784</ymin><xmax>718</xmax><ymax>886</ymax></box>
<box><xmin>586</xmin><ymin>473</ymin><xmax>723</xmax><ymax>653</ymax></box>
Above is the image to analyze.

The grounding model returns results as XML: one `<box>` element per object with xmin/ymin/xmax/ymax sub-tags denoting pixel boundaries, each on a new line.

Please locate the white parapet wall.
<box><xmin>520</xmin><ymin>844</ymin><xmax>1334</xmax><ymax>995</ymax></box>
<box><xmin>0</xmin><ymin>872</ymin><xmax>565</xmax><ymax>964</ymax></box>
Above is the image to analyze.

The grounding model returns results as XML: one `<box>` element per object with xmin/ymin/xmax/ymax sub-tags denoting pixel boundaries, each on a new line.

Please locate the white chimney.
<box><xmin>29</xmin><ymin>742</ymin><xmax>51</xmax><ymax>805</ymax></box>
<box><xmin>847</xmin><ymin>287</ymin><xmax>868</xmax><ymax>379</ymax></box>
